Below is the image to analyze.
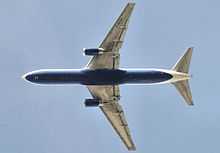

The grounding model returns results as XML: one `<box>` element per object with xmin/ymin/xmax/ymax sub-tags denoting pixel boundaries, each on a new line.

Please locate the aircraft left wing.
<box><xmin>86</xmin><ymin>3</ymin><xmax>135</xmax><ymax>69</ymax></box>
<box><xmin>87</xmin><ymin>85</ymin><xmax>136</xmax><ymax>150</ymax></box>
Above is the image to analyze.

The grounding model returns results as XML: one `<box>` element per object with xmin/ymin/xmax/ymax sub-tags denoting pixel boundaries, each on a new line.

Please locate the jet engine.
<box><xmin>84</xmin><ymin>98</ymin><xmax>100</xmax><ymax>107</ymax></box>
<box><xmin>83</xmin><ymin>48</ymin><xmax>104</xmax><ymax>56</ymax></box>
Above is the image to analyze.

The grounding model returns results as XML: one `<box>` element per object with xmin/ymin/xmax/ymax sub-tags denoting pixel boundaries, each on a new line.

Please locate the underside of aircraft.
<box><xmin>23</xmin><ymin>3</ymin><xmax>193</xmax><ymax>150</ymax></box>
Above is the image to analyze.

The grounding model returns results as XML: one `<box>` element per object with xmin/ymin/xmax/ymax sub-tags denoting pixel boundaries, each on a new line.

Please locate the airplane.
<box><xmin>22</xmin><ymin>3</ymin><xmax>193</xmax><ymax>151</ymax></box>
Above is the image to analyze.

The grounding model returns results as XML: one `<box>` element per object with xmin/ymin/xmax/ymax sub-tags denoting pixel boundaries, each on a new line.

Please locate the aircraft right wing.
<box><xmin>100</xmin><ymin>101</ymin><xmax>136</xmax><ymax>150</ymax></box>
<box><xmin>87</xmin><ymin>85</ymin><xmax>136</xmax><ymax>150</ymax></box>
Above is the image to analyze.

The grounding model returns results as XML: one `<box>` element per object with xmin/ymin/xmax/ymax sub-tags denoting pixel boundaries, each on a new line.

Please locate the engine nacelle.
<box><xmin>84</xmin><ymin>98</ymin><xmax>100</xmax><ymax>107</ymax></box>
<box><xmin>83</xmin><ymin>48</ymin><xmax>104</xmax><ymax>56</ymax></box>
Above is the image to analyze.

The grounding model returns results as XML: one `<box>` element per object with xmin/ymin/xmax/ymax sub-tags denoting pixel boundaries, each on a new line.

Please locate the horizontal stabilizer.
<box><xmin>171</xmin><ymin>47</ymin><xmax>193</xmax><ymax>105</ymax></box>
<box><xmin>172</xmin><ymin>47</ymin><xmax>193</xmax><ymax>73</ymax></box>
<box><xmin>173</xmin><ymin>79</ymin><xmax>193</xmax><ymax>105</ymax></box>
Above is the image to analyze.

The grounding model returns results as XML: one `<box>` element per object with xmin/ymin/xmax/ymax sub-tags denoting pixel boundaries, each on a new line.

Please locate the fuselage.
<box><xmin>23</xmin><ymin>68</ymin><xmax>181</xmax><ymax>85</ymax></box>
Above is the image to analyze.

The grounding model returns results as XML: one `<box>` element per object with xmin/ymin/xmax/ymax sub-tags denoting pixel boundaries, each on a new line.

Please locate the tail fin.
<box><xmin>172</xmin><ymin>47</ymin><xmax>193</xmax><ymax>105</ymax></box>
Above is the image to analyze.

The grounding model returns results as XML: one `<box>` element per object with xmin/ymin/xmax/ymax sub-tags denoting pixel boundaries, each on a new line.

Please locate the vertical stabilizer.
<box><xmin>172</xmin><ymin>47</ymin><xmax>193</xmax><ymax>105</ymax></box>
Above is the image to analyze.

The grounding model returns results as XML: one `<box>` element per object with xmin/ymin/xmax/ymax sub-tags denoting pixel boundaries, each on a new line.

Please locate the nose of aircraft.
<box><xmin>22</xmin><ymin>73</ymin><xmax>33</xmax><ymax>82</ymax></box>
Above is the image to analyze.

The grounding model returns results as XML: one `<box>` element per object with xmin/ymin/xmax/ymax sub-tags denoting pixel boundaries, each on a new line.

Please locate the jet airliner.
<box><xmin>23</xmin><ymin>3</ymin><xmax>193</xmax><ymax>151</ymax></box>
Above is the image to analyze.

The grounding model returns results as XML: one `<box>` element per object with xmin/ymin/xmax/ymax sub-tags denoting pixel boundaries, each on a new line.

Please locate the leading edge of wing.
<box><xmin>99</xmin><ymin>2</ymin><xmax>135</xmax><ymax>49</ymax></box>
<box><xmin>100</xmin><ymin>104</ymin><xmax>136</xmax><ymax>150</ymax></box>
<box><xmin>87</xmin><ymin>85</ymin><xmax>136</xmax><ymax>150</ymax></box>
<box><xmin>86</xmin><ymin>3</ymin><xmax>135</xmax><ymax>69</ymax></box>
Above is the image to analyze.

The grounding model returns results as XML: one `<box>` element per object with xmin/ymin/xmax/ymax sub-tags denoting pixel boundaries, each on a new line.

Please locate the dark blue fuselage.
<box><xmin>24</xmin><ymin>69</ymin><xmax>173</xmax><ymax>85</ymax></box>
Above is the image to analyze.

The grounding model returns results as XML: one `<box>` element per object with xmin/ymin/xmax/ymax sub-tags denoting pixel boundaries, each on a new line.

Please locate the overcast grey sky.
<box><xmin>0</xmin><ymin>0</ymin><xmax>220</xmax><ymax>152</ymax></box>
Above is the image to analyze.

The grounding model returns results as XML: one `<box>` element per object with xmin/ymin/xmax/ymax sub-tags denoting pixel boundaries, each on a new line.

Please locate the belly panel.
<box><xmin>124</xmin><ymin>70</ymin><xmax>173</xmax><ymax>84</ymax></box>
<box><xmin>81</xmin><ymin>69</ymin><xmax>126</xmax><ymax>85</ymax></box>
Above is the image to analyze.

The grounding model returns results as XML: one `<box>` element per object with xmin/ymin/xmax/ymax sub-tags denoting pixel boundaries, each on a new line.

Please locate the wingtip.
<box><xmin>128</xmin><ymin>146</ymin><xmax>136</xmax><ymax>151</ymax></box>
<box><xmin>127</xmin><ymin>2</ymin><xmax>136</xmax><ymax>6</ymax></box>
<box><xmin>188</xmin><ymin>47</ymin><xmax>194</xmax><ymax>53</ymax></box>
<box><xmin>190</xmin><ymin>102</ymin><xmax>194</xmax><ymax>106</ymax></box>
<box><xmin>187</xmin><ymin>101</ymin><xmax>194</xmax><ymax>106</ymax></box>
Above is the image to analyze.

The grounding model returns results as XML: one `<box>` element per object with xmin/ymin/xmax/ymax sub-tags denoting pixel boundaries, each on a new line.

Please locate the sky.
<box><xmin>0</xmin><ymin>0</ymin><xmax>220</xmax><ymax>152</ymax></box>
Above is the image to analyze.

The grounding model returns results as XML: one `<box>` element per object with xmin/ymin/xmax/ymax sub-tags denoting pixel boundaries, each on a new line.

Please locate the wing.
<box><xmin>87</xmin><ymin>85</ymin><xmax>136</xmax><ymax>150</ymax></box>
<box><xmin>86</xmin><ymin>3</ymin><xmax>135</xmax><ymax>69</ymax></box>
